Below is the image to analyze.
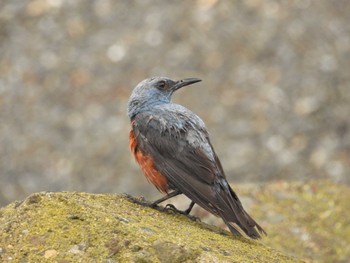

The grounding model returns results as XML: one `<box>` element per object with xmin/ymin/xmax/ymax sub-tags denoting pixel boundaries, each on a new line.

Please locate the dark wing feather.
<box><xmin>133</xmin><ymin>112</ymin><xmax>266</xmax><ymax>239</ymax></box>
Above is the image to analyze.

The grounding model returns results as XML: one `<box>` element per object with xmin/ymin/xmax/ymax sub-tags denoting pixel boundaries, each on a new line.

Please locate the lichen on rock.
<box><xmin>0</xmin><ymin>192</ymin><xmax>299</xmax><ymax>262</ymax></box>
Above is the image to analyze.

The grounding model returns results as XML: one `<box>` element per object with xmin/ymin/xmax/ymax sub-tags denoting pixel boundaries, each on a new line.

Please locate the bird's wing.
<box><xmin>132</xmin><ymin>112</ymin><xmax>266</xmax><ymax>239</ymax></box>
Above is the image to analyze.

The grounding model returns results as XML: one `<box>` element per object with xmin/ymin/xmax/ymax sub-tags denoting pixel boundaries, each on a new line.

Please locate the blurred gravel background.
<box><xmin>1</xmin><ymin>0</ymin><xmax>350</xmax><ymax>207</ymax></box>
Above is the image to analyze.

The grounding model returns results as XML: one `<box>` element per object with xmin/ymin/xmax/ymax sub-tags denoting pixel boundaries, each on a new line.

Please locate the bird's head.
<box><xmin>127</xmin><ymin>77</ymin><xmax>201</xmax><ymax>119</ymax></box>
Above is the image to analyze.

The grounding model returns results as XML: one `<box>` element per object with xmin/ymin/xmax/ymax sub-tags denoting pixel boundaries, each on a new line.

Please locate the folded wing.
<box><xmin>132</xmin><ymin>112</ymin><xmax>266</xmax><ymax>239</ymax></box>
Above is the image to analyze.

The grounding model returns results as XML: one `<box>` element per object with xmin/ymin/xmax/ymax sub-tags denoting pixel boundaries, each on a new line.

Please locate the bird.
<box><xmin>127</xmin><ymin>77</ymin><xmax>266</xmax><ymax>239</ymax></box>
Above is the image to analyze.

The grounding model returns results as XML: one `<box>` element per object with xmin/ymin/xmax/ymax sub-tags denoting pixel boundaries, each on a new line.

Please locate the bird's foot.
<box><xmin>165</xmin><ymin>204</ymin><xmax>201</xmax><ymax>222</ymax></box>
<box><xmin>124</xmin><ymin>194</ymin><xmax>200</xmax><ymax>221</ymax></box>
<box><xmin>165</xmin><ymin>204</ymin><xmax>187</xmax><ymax>214</ymax></box>
<box><xmin>124</xmin><ymin>194</ymin><xmax>174</xmax><ymax>213</ymax></box>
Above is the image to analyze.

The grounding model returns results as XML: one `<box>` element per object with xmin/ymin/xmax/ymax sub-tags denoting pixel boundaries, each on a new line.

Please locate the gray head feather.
<box><xmin>127</xmin><ymin>77</ymin><xmax>201</xmax><ymax>119</ymax></box>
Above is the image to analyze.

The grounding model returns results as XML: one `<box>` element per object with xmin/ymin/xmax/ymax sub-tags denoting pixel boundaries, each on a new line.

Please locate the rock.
<box><xmin>0</xmin><ymin>192</ymin><xmax>299</xmax><ymax>262</ymax></box>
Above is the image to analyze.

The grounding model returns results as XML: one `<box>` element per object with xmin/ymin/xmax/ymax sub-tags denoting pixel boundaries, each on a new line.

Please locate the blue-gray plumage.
<box><xmin>127</xmin><ymin>77</ymin><xmax>266</xmax><ymax>239</ymax></box>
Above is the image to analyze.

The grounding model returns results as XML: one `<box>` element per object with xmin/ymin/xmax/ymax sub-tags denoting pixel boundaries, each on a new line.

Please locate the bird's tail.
<box><xmin>216</xmin><ymin>186</ymin><xmax>266</xmax><ymax>239</ymax></box>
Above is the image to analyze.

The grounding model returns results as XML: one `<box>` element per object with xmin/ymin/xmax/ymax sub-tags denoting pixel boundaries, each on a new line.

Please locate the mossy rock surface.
<box><xmin>247</xmin><ymin>180</ymin><xmax>350</xmax><ymax>262</ymax></box>
<box><xmin>0</xmin><ymin>192</ymin><xmax>298</xmax><ymax>262</ymax></box>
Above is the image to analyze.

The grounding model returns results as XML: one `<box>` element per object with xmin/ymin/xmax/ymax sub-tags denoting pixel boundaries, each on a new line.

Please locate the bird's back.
<box><xmin>143</xmin><ymin>103</ymin><xmax>219</xmax><ymax>164</ymax></box>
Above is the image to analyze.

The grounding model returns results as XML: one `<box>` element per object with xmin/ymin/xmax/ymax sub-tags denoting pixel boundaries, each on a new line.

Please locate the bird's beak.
<box><xmin>172</xmin><ymin>78</ymin><xmax>202</xmax><ymax>91</ymax></box>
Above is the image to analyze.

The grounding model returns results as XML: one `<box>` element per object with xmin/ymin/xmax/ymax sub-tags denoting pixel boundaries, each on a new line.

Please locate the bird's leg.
<box><xmin>166</xmin><ymin>201</ymin><xmax>195</xmax><ymax>215</ymax></box>
<box><xmin>152</xmin><ymin>189</ymin><xmax>195</xmax><ymax>214</ymax></box>
<box><xmin>125</xmin><ymin>192</ymin><xmax>200</xmax><ymax>221</ymax></box>
<box><xmin>124</xmin><ymin>190</ymin><xmax>181</xmax><ymax>208</ymax></box>
<box><xmin>151</xmin><ymin>189</ymin><xmax>182</xmax><ymax>206</ymax></box>
<box><xmin>166</xmin><ymin>201</ymin><xmax>200</xmax><ymax>221</ymax></box>
<box><xmin>154</xmin><ymin>190</ymin><xmax>196</xmax><ymax>216</ymax></box>
<box><xmin>184</xmin><ymin>201</ymin><xmax>195</xmax><ymax>214</ymax></box>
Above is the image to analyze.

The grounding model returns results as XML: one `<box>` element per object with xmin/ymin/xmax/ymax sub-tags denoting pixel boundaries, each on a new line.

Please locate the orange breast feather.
<box><xmin>129</xmin><ymin>127</ymin><xmax>168</xmax><ymax>193</ymax></box>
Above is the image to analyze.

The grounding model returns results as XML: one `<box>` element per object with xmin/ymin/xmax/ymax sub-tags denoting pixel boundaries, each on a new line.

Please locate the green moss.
<box><xmin>0</xmin><ymin>191</ymin><xmax>298</xmax><ymax>262</ymax></box>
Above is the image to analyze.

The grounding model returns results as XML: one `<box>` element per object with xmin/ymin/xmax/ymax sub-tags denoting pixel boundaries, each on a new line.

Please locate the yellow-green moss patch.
<box><xmin>0</xmin><ymin>192</ymin><xmax>298</xmax><ymax>262</ymax></box>
<box><xmin>237</xmin><ymin>180</ymin><xmax>350</xmax><ymax>262</ymax></box>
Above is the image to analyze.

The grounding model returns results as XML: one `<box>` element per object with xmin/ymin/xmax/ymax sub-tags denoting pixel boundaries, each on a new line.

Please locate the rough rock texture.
<box><xmin>234</xmin><ymin>180</ymin><xmax>350</xmax><ymax>262</ymax></box>
<box><xmin>0</xmin><ymin>192</ymin><xmax>298</xmax><ymax>262</ymax></box>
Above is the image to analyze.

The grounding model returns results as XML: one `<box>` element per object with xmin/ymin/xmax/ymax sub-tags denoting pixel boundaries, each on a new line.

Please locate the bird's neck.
<box><xmin>127</xmin><ymin>99</ymin><xmax>171</xmax><ymax>120</ymax></box>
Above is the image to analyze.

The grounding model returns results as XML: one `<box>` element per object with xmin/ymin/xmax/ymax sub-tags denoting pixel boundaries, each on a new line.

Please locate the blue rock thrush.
<box><xmin>127</xmin><ymin>77</ymin><xmax>266</xmax><ymax>239</ymax></box>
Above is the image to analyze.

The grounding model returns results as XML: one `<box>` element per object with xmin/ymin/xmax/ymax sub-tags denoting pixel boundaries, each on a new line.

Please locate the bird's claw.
<box><xmin>165</xmin><ymin>203</ymin><xmax>177</xmax><ymax>210</ymax></box>
<box><xmin>165</xmin><ymin>203</ymin><xmax>200</xmax><ymax>222</ymax></box>
<box><xmin>124</xmin><ymin>194</ymin><xmax>200</xmax><ymax>221</ymax></box>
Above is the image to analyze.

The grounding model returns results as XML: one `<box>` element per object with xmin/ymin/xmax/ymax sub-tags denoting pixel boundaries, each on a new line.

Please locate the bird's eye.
<box><xmin>157</xmin><ymin>80</ymin><xmax>166</xmax><ymax>90</ymax></box>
